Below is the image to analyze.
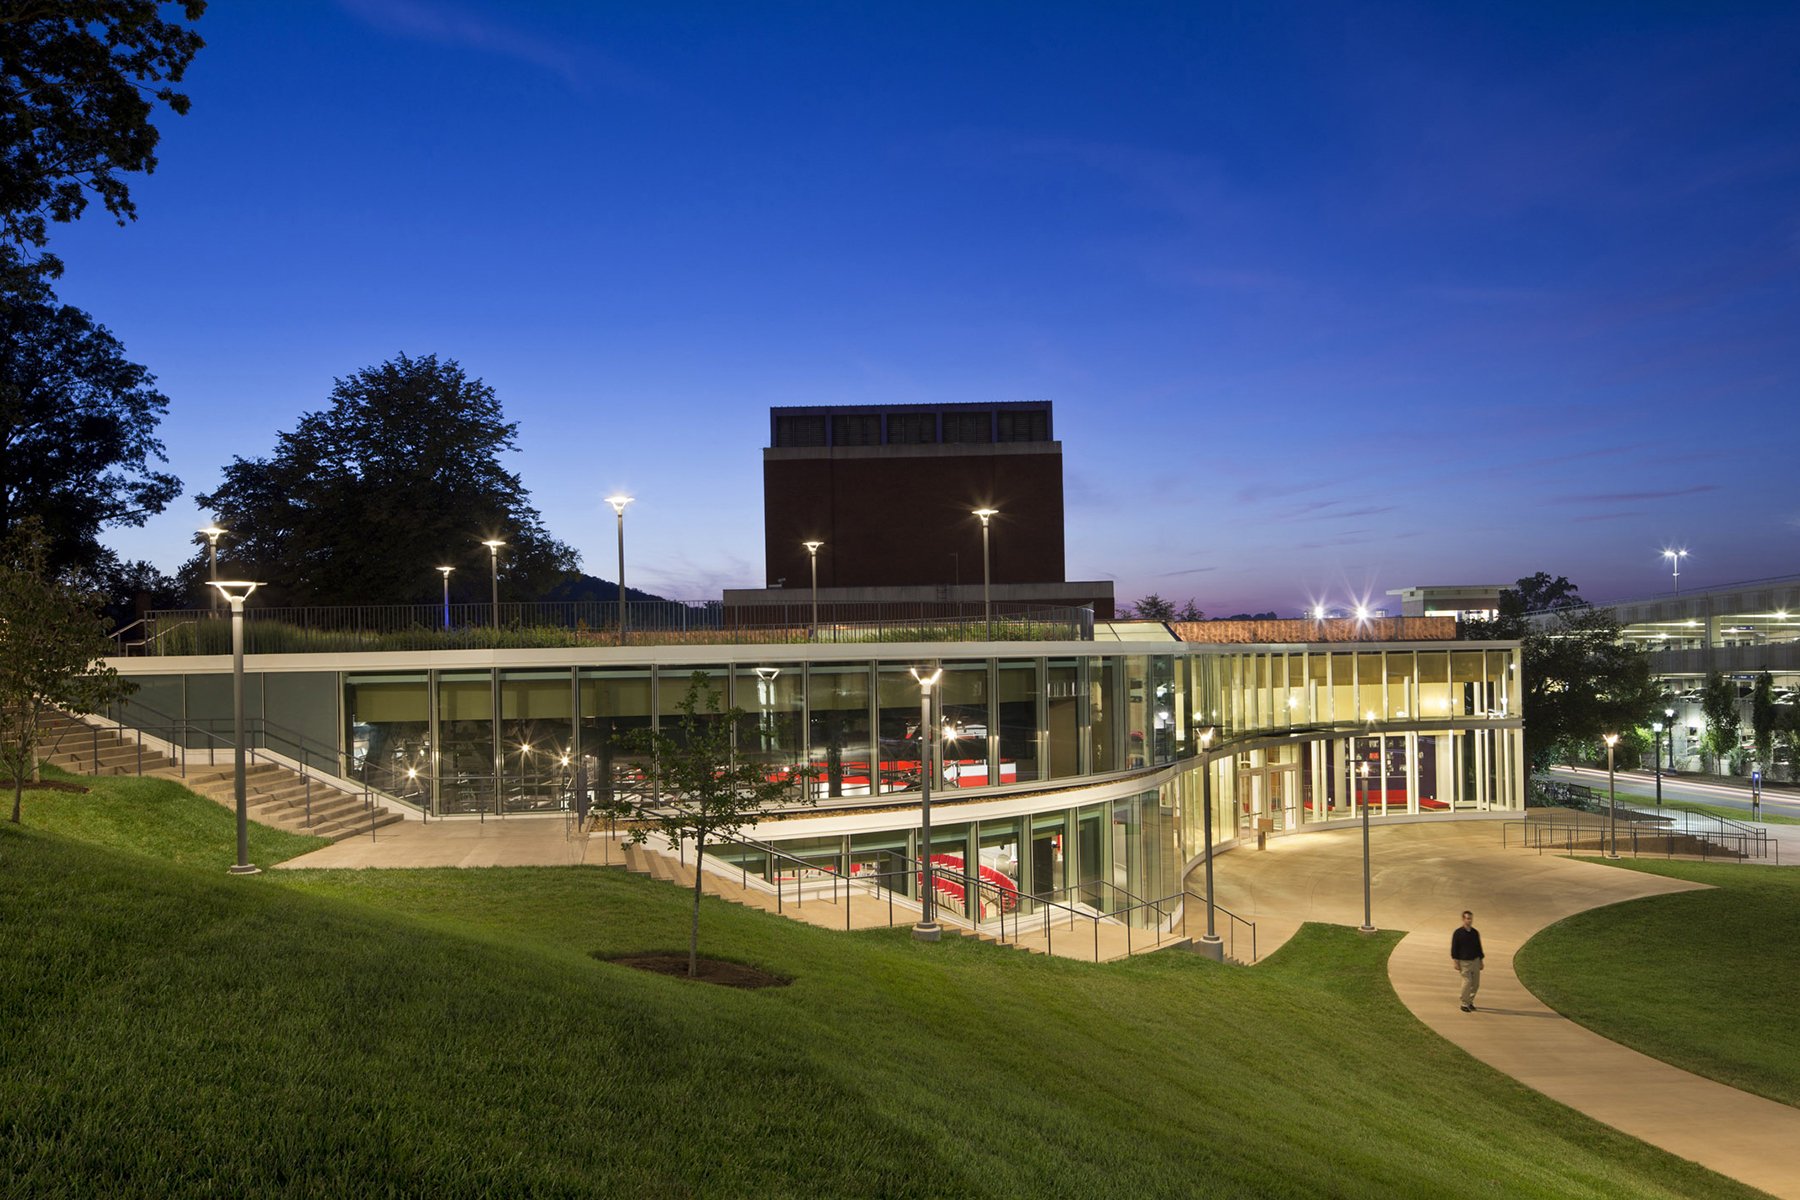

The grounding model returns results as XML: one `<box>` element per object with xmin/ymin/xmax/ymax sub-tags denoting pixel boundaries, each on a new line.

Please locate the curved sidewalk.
<box><xmin>1207</xmin><ymin>820</ymin><xmax>1800</xmax><ymax>1199</ymax></box>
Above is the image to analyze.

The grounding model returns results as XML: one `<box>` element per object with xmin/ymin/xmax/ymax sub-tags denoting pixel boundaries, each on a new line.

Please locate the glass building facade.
<box><xmin>115</xmin><ymin>638</ymin><xmax>1522</xmax><ymax>929</ymax></box>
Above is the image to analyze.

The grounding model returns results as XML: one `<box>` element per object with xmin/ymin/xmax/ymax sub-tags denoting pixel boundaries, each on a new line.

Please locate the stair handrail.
<box><xmin>1181</xmin><ymin>890</ymin><xmax>1258</xmax><ymax>962</ymax></box>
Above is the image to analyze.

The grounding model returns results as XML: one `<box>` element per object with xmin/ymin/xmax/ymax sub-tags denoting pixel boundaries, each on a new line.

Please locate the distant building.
<box><xmin>1387</xmin><ymin>585</ymin><xmax>1508</xmax><ymax>621</ymax></box>
<box><xmin>746</xmin><ymin>401</ymin><xmax>1113</xmax><ymax>618</ymax></box>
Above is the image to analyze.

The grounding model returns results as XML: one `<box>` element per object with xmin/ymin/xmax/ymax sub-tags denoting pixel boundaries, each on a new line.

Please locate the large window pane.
<box><xmin>1046</xmin><ymin>660</ymin><xmax>1080</xmax><ymax>779</ymax></box>
<box><xmin>996</xmin><ymin>659</ymin><xmax>1041</xmax><ymax>784</ymax></box>
<box><xmin>876</xmin><ymin>667</ymin><xmax>923</xmax><ymax>794</ymax></box>
<box><xmin>345</xmin><ymin>673</ymin><xmax>428</xmax><ymax>802</ymax></box>
<box><xmin>579</xmin><ymin>667</ymin><xmax>653</xmax><ymax>814</ymax></box>
<box><xmin>810</xmin><ymin>664</ymin><xmax>872</xmax><ymax>798</ymax></box>
<box><xmin>500</xmin><ymin>669</ymin><xmax>572</xmax><ymax>812</ymax></box>
<box><xmin>940</xmin><ymin>661</ymin><xmax>992</xmax><ymax>789</ymax></box>
<box><xmin>438</xmin><ymin>671</ymin><xmax>493</xmax><ymax>814</ymax></box>
<box><xmin>1091</xmin><ymin>659</ymin><xmax>1118</xmax><ymax>774</ymax></box>
<box><xmin>736</xmin><ymin>665</ymin><xmax>804</xmax><ymax>785</ymax></box>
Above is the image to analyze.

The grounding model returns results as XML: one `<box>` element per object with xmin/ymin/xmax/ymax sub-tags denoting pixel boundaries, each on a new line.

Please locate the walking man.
<box><xmin>1451</xmin><ymin>910</ymin><xmax>1484</xmax><ymax>1012</ymax></box>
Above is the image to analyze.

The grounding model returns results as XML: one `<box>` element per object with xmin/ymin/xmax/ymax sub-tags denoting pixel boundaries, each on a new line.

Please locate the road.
<box><xmin>1549</xmin><ymin>764</ymin><xmax>1798</xmax><ymax>822</ymax></box>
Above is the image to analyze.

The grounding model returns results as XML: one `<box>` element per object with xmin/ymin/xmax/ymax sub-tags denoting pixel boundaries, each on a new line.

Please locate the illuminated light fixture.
<box><xmin>605</xmin><ymin>495</ymin><xmax>633</xmax><ymax>644</ymax></box>
<box><xmin>802</xmin><ymin>540</ymin><xmax>823</xmax><ymax>639</ymax></box>
<box><xmin>481</xmin><ymin>539</ymin><xmax>506</xmax><ymax>629</ymax></box>
<box><xmin>909</xmin><ymin>666</ymin><xmax>944</xmax><ymax>943</ymax></box>
<box><xmin>1354</xmin><ymin>605</ymin><xmax>1370</xmax><ymax>621</ymax></box>
<box><xmin>972</xmin><ymin>508</ymin><xmax>998</xmax><ymax>639</ymax></box>
<box><xmin>1662</xmin><ymin>547</ymin><xmax>1688</xmax><ymax>595</ymax></box>
<box><xmin>1311</xmin><ymin>605</ymin><xmax>1327</xmax><ymax>621</ymax></box>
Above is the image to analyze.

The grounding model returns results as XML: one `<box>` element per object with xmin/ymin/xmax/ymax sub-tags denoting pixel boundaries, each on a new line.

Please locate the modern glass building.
<box><xmin>107</xmin><ymin>633</ymin><xmax>1523</xmax><ymax>928</ymax></box>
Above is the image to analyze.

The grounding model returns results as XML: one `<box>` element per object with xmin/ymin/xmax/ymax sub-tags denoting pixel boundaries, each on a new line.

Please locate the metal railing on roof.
<box><xmin>115</xmin><ymin>600</ymin><xmax>1094</xmax><ymax>655</ymax></box>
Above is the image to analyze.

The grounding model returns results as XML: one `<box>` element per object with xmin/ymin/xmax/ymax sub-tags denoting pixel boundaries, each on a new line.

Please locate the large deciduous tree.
<box><xmin>0</xmin><ymin>270</ymin><xmax>180</xmax><ymax>573</ymax></box>
<box><xmin>1467</xmin><ymin>575</ymin><xmax>1661</xmax><ymax>771</ymax></box>
<box><xmin>194</xmin><ymin>353</ymin><xmax>579</xmax><ymax>605</ymax></box>
<box><xmin>0</xmin><ymin>519</ymin><xmax>131</xmax><ymax>823</ymax></box>
<box><xmin>0</xmin><ymin>1</ymin><xmax>206</xmax><ymax>281</ymax></box>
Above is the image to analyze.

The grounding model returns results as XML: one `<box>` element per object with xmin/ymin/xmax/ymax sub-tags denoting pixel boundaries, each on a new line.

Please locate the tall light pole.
<box><xmin>1604</xmin><ymin>733</ymin><xmax>1620</xmax><ymax>859</ymax></box>
<box><xmin>1358</xmin><ymin>761</ymin><xmax>1375</xmax><ymax>933</ymax></box>
<box><xmin>1663</xmin><ymin>548</ymin><xmax>1688</xmax><ymax>595</ymax></box>
<box><xmin>803</xmin><ymin>540</ymin><xmax>822</xmax><ymax>641</ymax></box>
<box><xmin>1196</xmin><ymin>726</ymin><xmax>1223</xmax><ymax>960</ymax></box>
<box><xmin>911</xmin><ymin>666</ymin><xmax>943</xmax><ymax>942</ymax></box>
<box><xmin>198</xmin><ymin>525</ymin><xmax>225</xmax><ymax>614</ymax></box>
<box><xmin>1651</xmin><ymin>720</ymin><xmax>1664</xmax><ymax>809</ymax></box>
<box><xmin>972</xmin><ymin>508</ymin><xmax>997</xmax><ymax>639</ymax></box>
<box><xmin>208</xmin><ymin>580</ymin><xmax>261</xmax><ymax>876</ymax></box>
<box><xmin>606</xmin><ymin>495</ymin><xmax>633</xmax><ymax>645</ymax></box>
<box><xmin>481</xmin><ymin>539</ymin><xmax>505</xmax><ymax>629</ymax></box>
<box><xmin>1664</xmin><ymin>705</ymin><xmax>1676</xmax><ymax>775</ymax></box>
<box><xmin>438</xmin><ymin>566</ymin><xmax>454</xmax><ymax>630</ymax></box>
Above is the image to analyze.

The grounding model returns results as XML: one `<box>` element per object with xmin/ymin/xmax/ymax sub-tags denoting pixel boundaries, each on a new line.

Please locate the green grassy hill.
<box><xmin>0</xmin><ymin>781</ymin><xmax>1764</xmax><ymax>1199</ymax></box>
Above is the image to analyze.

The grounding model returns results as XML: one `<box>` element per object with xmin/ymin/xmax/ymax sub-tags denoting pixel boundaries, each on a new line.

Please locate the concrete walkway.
<box><xmin>1206</xmin><ymin>820</ymin><xmax>1800</xmax><ymax>1199</ymax></box>
<box><xmin>274</xmin><ymin>814</ymin><xmax>608</xmax><ymax>869</ymax></box>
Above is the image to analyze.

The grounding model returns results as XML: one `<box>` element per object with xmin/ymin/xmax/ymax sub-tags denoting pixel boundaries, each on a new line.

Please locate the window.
<box><xmin>774</xmin><ymin>414</ymin><xmax>827</xmax><ymax>447</ymax></box>
<box><xmin>996</xmin><ymin>408</ymin><xmax>1049</xmax><ymax>442</ymax></box>
<box><xmin>832</xmin><ymin>413</ymin><xmax>881</xmax><ymax>446</ymax></box>
<box><xmin>942</xmin><ymin>411</ymin><xmax>993</xmax><ymax>444</ymax></box>
<box><xmin>887</xmin><ymin>412</ymin><xmax>937</xmax><ymax>444</ymax></box>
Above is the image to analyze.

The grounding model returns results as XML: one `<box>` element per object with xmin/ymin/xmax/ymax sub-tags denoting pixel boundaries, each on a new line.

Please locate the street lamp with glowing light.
<box><xmin>207</xmin><ymin>580</ymin><xmax>261</xmax><ymax>876</ymax></box>
<box><xmin>910</xmin><ymin>666</ymin><xmax>943</xmax><ymax>942</ymax></box>
<box><xmin>606</xmin><ymin>495</ymin><xmax>633</xmax><ymax>644</ymax></box>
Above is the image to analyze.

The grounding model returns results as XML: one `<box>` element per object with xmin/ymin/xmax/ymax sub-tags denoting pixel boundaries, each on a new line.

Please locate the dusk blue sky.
<box><xmin>50</xmin><ymin>2</ymin><xmax>1800</xmax><ymax>614</ymax></box>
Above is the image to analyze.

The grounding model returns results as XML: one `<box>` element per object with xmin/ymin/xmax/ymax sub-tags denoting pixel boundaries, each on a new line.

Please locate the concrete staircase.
<box><xmin>40</xmin><ymin>711</ymin><xmax>176</xmax><ymax>776</ymax></box>
<box><xmin>169</xmin><ymin>762</ymin><xmax>404</xmax><ymax>841</ymax></box>
<box><xmin>609</xmin><ymin>836</ymin><xmax>1191</xmax><ymax>963</ymax></box>
<box><xmin>39</xmin><ymin>710</ymin><xmax>403</xmax><ymax>842</ymax></box>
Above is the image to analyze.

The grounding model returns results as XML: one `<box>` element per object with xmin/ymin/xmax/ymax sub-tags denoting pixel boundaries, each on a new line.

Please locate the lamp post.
<box><xmin>1196</xmin><ymin>726</ymin><xmax>1223</xmax><ymax>960</ymax></box>
<box><xmin>1358</xmin><ymin>760</ymin><xmax>1375</xmax><ymax>933</ymax></box>
<box><xmin>803</xmin><ymin>540</ymin><xmax>822</xmax><ymax>641</ymax></box>
<box><xmin>911</xmin><ymin>666</ymin><xmax>943</xmax><ymax>942</ymax></box>
<box><xmin>438</xmin><ymin>566</ymin><xmax>454</xmax><ymax>630</ymax></box>
<box><xmin>606</xmin><ymin>495</ymin><xmax>633</xmax><ymax>645</ymax></box>
<box><xmin>1604</xmin><ymin>733</ymin><xmax>1620</xmax><ymax>859</ymax></box>
<box><xmin>1663</xmin><ymin>548</ymin><xmax>1688</xmax><ymax>595</ymax></box>
<box><xmin>972</xmin><ymin>508</ymin><xmax>997</xmax><ymax>639</ymax></box>
<box><xmin>481</xmin><ymin>539</ymin><xmax>505</xmax><ymax>629</ymax></box>
<box><xmin>208</xmin><ymin>580</ymin><xmax>261</xmax><ymax>876</ymax></box>
<box><xmin>198</xmin><ymin>525</ymin><xmax>225</xmax><ymax>614</ymax></box>
<box><xmin>1664</xmin><ymin>706</ymin><xmax>1676</xmax><ymax>775</ymax></box>
<box><xmin>1651</xmin><ymin>720</ymin><xmax>1664</xmax><ymax>808</ymax></box>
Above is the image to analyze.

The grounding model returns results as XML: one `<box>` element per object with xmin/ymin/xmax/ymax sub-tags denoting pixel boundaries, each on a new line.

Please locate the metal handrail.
<box><xmin>1502</xmin><ymin>813</ymin><xmax>1774</xmax><ymax>863</ymax></box>
<box><xmin>1182</xmin><ymin>890</ymin><xmax>1259</xmax><ymax>962</ymax></box>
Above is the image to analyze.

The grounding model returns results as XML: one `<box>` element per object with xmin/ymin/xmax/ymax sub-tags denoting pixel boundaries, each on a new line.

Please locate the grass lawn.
<box><xmin>0</xmin><ymin>783</ymin><xmax>1767</xmax><ymax>1198</ymax></box>
<box><xmin>1516</xmin><ymin>859</ymin><xmax>1800</xmax><ymax>1109</ymax></box>
<box><xmin>12</xmin><ymin>763</ymin><xmax>330</xmax><ymax>868</ymax></box>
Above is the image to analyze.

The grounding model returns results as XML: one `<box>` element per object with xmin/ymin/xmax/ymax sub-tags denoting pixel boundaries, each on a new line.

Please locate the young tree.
<box><xmin>194</xmin><ymin>353</ymin><xmax>579</xmax><ymax>605</ymax></box>
<box><xmin>0</xmin><ymin>2</ymin><xmax>206</xmax><ymax>281</ymax></box>
<box><xmin>0</xmin><ymin>520</ymin><xmax>132</xmax><ymax>823</ymax></box>
<box><xmin>0</xmin><ymin>274</ymin><xmax>181</xmax><ymax>573</ymax></box>
<box><xmin>604</xmin><ymin>672</ymin><xmax>809</xmax><ymax>978</ymax></box>
<box><xmin>1700</xmin><ymin>671</ymin><xmax>1742</xmax><ymax>772</ymax></box>
<box><xmin>1750</xmin><ymin>671</ymin><xmax>1777</xmax><ymax>771</ymax></box>
<box><xmin>1175</xmin><ymin>599</ymin><xmax>1206</xmax><ymax>622</ymax></box>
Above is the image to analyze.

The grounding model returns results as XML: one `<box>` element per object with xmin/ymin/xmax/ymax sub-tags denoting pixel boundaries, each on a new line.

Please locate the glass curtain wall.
<box><xmin>499</xmin><ymin>670</ymin><xmax>573</xmax><ymax>812</ymax></box>
<box><xmin>996</xmin><ymin>660</ymin><xmax>1041</xmax><ymax>784</ymax></box>
<box><xmin>810</xmin><ymin>664</ymin><xmax>873</xmax><ymax>799</ymax></box>
<box><xmin>344</xmin><ymin>673</ymin><xmax>429</xmax><ymax>806</ymax></box>
<box><xmin>875</xmin><ymin>666</ymin><xmax>923</xmax><ymax>795</ymax></box>
<box><xmin>438</xmin><ymin>671</ymin><xmax>494</xmax><ymax>814</ymax></box>
<box><xmin>579</xmin><ymin>667</ymin><xmax>653</xmax><ymax>815</ymax></box>
<box><xmin>939</xmin><ymin>661</ymin><xmax>992</xmax><ymax>788</ymax></box>
<box><xmin>735</xmin><ymin>665</ymin><xmax>804</xmax><ymax>787</ymax></box>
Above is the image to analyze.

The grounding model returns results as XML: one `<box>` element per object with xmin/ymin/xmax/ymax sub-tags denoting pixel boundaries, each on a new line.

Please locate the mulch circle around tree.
<box><xmin>599</xmin><ymin>953</ymin><xmax>791</xmax><ymax>989</ymax></box>
<box><xmin>2</xmin><ymin>779</ymin><xmax>89</xmax><ymax>794</ymax></box>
